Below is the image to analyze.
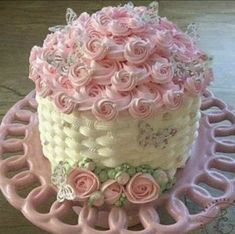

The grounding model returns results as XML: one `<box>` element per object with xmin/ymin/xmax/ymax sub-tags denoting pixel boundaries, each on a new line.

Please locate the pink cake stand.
<box><xmin>0</xmin><ymin>90</ymin><xmax>235</xmax><ymax>234</ymax></box>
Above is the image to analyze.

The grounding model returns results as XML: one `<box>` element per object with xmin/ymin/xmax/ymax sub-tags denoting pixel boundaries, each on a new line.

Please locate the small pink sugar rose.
<box><xmin>124</xmin><ymin>38</ymin><xmax>151</xmax><ymax>64</ymax></box>
<box><xmin>54</xmin><ymin>92</ymin><xmax>77</xmax><ymax>114</ymax></box>
<box><xmin>184</xmin><ymin>76</ymin><xmax>204</xmax><ymax>96</ymax></box>
<box><xmin>162</xmin><ymin>90</ymin><xmax>184</xmax><ymax>110</ymax></box>
<box><xmin>56</xmin><ymin>76</ymin><xmax>73</xmax><ymax>90</ymax></box>
<box><xmin>92</xmin><ymin>98</ymin><xmax>118</xmax><ymax>120</ymax></box>
<box><xmin>35</xmin><ymin>78</ymin><xmax>52</xmax><ymax>98</ymax></box>
<box><xmin>83</xmin><ymin>37</ymin><xmax>109</xmax><ymax>60</ymax></box>
<box><xmin>124</xmin><ymin>173</ymin><xmax>160</xmax><ymax>204</ymax></box>
<box><xmin>108</xmin><ymin>20</ymin><xmax>130</xmax><ymax>36</ymax></box>
<box><xmin>67</xmin><ymin>168</ymin><xmax>100</xmax><ymax>201</ymax></box>
<box><xmin>155</xmin><ymin>31</ymin><xmax>174</xmax><ymax>50</ymax></box>
<box><xmin>129</xmin><ymin>98</ymin><xmax>153</xmax><ymax>119</ymax></box>
<box><xmin>91</xmin><ymin>11</ymin><xmax>112</xmax><ymax>35</ymax></box>
<box><xmin>40</xmin><ymin>61</ymin><xmax>59</xmax><ymax>79</ymax></box>
<box><xmin>68</xmin><ymin>64</ymin><xmax>92</xmax><ymax>87</ymax></box>
<box><xmin>111</xmin><ymin>70</ymin><xmax>136</xmax><ymax>92</ymax></box>
<box><xmin>158</xmin><ymin>17</ymin><xmax>177</xmax><ymax>31</ymax></box>
<box><xmin>101</xmin><ymin>180</ymin><xmax>123</xmax><ymax>204</ymax></box>
<box><xmin>29</xmin><ymin>46</ymin><xmax>42</xmax><ymax>63</ymax></box>
<box><xmin>151</xmin><ymin>58</ymin><xmax>174</xmax><ymax>84</ymax></box>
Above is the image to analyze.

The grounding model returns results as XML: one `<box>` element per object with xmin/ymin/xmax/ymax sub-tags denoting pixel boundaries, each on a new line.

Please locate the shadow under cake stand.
<box><xmin>0</xmin><ymin>90</ymin><xmax>235</xmax><ymax>234</ymax></box>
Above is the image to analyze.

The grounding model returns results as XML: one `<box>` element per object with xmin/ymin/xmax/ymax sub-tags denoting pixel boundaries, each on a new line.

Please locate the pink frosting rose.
<box><xmin>54</xmin><ymin>92</ymin><xmax>77</xmax><ymax>114</ymax></box>
<box><xmin>92</xmin><ymin>98</ymin><xmax>118</xmax><ymax>120</ymax></box>
<box><xmin>124</xmin><ymin>173</ymin><xmax>160</xmax><ymax>204</ymax></box>
<box><xmin>67</xmin><ymin>168</ymin><xmax>100</xmax><ymax>201</ymax></box>
<box><xmin>111</xmin><ymin>70</ymin><xmax>136</xmax><ymax>91</ymax></box>
<box><xmin>104</xmin><ymin>86</ymin><xmax>132</xmax><ymax>111</ymax></box>
<box><xmin>173</xmin><ymin>33</ymin><xmax>195</xmax><ymax>63</ymax></box>
<box><xmin>174</xmin><ymin>49</ymin><xmax>195</xmax><ymax>63</ymax></box>
<box><xmin>155</xmin><ymin>30</ymin><xmax>174</xmax><ymax>50</ymax></box>
<box><xmin>90</xmin><ymin>60</ymin><xmax>121</xmax><ymax>85</ymax></box>
<box><xmin>108</xmin><ymin>20</ymin><xmax>131</xmax><ymax>36</ymax></box>
<box><xmin>112</xmin><ymin>36</ymin><xmax>127</xmax><ymax>45</ymax></box>
<box><xmin>162</xmin><ymin>89</ymin><xmax>184</xmax><ymax>110</ymax></box>
<box><xmin>41</xmin><ymin>61</ymin><xmax>59</xmax><ymax>79</ymax></box>
<box><xmin>75</xmin><ymin>83</ymin><xmax>106</xmax><ymax>111</ymax></box>
<box><xmin>174</xmin><ymin>32</ymin><xmax>194</xmax><ymax>50</ymax></box>
<box><xmin>91</xmin><ymin>11</ymin><xmax>111</xmax><ymax>35</ymax></box>
<box><xmin>74</xmin><ymin>12</ymin><xmax>90</xmax><ymax>30</ymax></box>
<box><xmin>124</xmin><ymin>38</ymin><xmax>151</xmax><ymax>64</ymax></box>
<box><xmin>129</xmin><ymin>98</ymin><xmax>153</xmax><ymax>119</ymax></box>
<box><xmin>83</xmin><ymin>37</ymin><xmax>109</xmax><ymax>60</ymax></box>
<box><xmin>29</xmin><ymin>46</ymin><xmax>43</xmax><ymax>63</ymax></box>
<box><xmin>151</xmin><ymin>57</ymin><xmax>174</xmax><ymax>84</ymax></box>
<box><xmin>68</xmin><ymin>64</ymin><xmax>92</xmax><ymax>87</ymax></box>
<box><xmin>55</xmin><ymin>76</ymin><xmax>73</xmax><ymax>90</ymax></box>
<box><xmin>86</xmin><ymin>25</ymin><xmax>103</xmax><ymax>39</ymax></box>
<box><xmin>43</xmin><ymin>32</ymin><xmax>58</xmax><ymax>48</ymax></box>
<box><xmin>128</xmin><ymin>17</ymin><xmax>145</xmax><ymax>34</ymax></box>
<box><xmin>85</xmin><ymin>83</ymin><xmax>105</xmax><ymax>98</ymax></box>
<box><xmin>124</xmin><ymin>62</ymin><xmax>152</xmax><ymax>83</ymax></box>
<box><xmin>101</xmin><ymin>180</ymin><xmax>123</xmax><ymax>204</ymax></box>
<box><xmin>35</xmin><ymin>78</ymin><xmax>52</xmax><ymax>98</ymax></box>
<box><xmin>29</xmin><ymin>64</ymin><xmax>40</xmax><ymax>82</ymax></box>
<box><xmin>106</xmin><ymin>41</ymin><xmax>125</xmax><ymax>61</ymax></box>
<box><xmin>184</xmin><ymin>76</ymin><xmax>204</xmax><ymax>96</ymax></box>
<box><xmin>158</xmin><ymin>17</ymin><xmax>178</xmax><ymax>31</ymax></box>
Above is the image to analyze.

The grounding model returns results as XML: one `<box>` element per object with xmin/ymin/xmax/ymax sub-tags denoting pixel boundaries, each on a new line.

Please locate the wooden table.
<box><xmin>0</xmin><ymin>1</ymin><xmax>235</xmax><ymax>233</ymax></box>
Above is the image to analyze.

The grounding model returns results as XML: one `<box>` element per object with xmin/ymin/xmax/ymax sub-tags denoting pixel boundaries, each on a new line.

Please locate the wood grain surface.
<box><xmin>0</xmin><ymin>1</ymin><xmax>235</xmax><ymax>233</ymax></box>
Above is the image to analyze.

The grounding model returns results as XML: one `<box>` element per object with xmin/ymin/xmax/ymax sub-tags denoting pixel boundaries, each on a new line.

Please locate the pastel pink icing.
<box><xmin>101</xmin><ymin>180</ymin><xmax>124</xmax><ymax>205</ymax></box>
<box><xmin>67</xmin><ymin>168</ymin><xmax>100</xmax><ymax>201</ymax></box>
<box><xmin>124</xmin><ymin>173</ymin><xmax>160</xmax><ymax>204</ymax></box>
<box><xmin>29</xmin><ymin>2</ymin><xmax>213</xmax><ymax>119</ymax></box>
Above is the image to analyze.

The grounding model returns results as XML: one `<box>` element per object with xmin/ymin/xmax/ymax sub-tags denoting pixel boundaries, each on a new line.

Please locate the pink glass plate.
<box><xmin>0</xmin><ymin>90</ymin><xmax>235</xmax><ymax>234</ymax></box>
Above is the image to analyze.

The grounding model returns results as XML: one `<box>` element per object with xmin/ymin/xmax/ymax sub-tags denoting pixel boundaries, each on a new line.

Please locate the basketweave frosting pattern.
<box><xmin>37</xmin><ymin>95</ymin><xmax>201</xmax><ymax>172</ymax></box>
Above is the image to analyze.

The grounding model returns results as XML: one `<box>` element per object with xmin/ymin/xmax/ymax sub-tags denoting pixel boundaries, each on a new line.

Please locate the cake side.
<box><xmin>37</xmin><ymin>94</ymin><xmax>200</xmax><ymax>168</ymax></box>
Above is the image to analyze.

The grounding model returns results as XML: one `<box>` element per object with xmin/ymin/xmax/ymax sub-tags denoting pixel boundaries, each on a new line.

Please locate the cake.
<box><xmin>29</xmin><ymin>2</ymin><xmax>213</xmax><ymax>207</ymax></box>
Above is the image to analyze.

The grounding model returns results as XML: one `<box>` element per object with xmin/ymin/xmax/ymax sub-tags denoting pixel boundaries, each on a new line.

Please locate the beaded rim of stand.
<box><xmin>0</xmin><ymin>90</ymin><xmax>235</xmax><ymax>234</ymax></box>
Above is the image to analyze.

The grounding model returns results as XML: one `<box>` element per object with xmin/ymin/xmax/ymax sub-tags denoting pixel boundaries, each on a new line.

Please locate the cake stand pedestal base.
<box><xmin>0</xmin><ymin>90</ymin><xmax>235</xmax><ymax>234</ymax></box>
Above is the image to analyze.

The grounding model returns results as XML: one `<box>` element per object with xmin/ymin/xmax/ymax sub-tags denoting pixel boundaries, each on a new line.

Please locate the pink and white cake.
<box><xmin>29</xmin><ymin>2</ymin><xmax>213</xmax><ymax>207</ymax></box>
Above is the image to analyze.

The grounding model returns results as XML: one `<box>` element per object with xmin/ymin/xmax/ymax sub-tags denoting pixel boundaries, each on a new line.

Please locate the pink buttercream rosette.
<box><xmin>29</xmin><ymin>2</ymin><xmax>213</xmax><ymax>120</ymax></box>
<box><xmin>67</xmin><ymin>168</ymin><xmax>161</xmax><ymax>206</ymax></box>
<box><xmin>124</xmin><ymin>173</ymin><xmax>160</xmax><ymax>204</ymax></box>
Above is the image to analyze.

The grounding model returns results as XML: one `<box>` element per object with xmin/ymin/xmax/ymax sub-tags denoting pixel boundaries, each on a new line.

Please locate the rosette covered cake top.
<box><xmin>29</xmin><ymin>2</ymin><xmax>213</xmax><ymax>120</ymax></box>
